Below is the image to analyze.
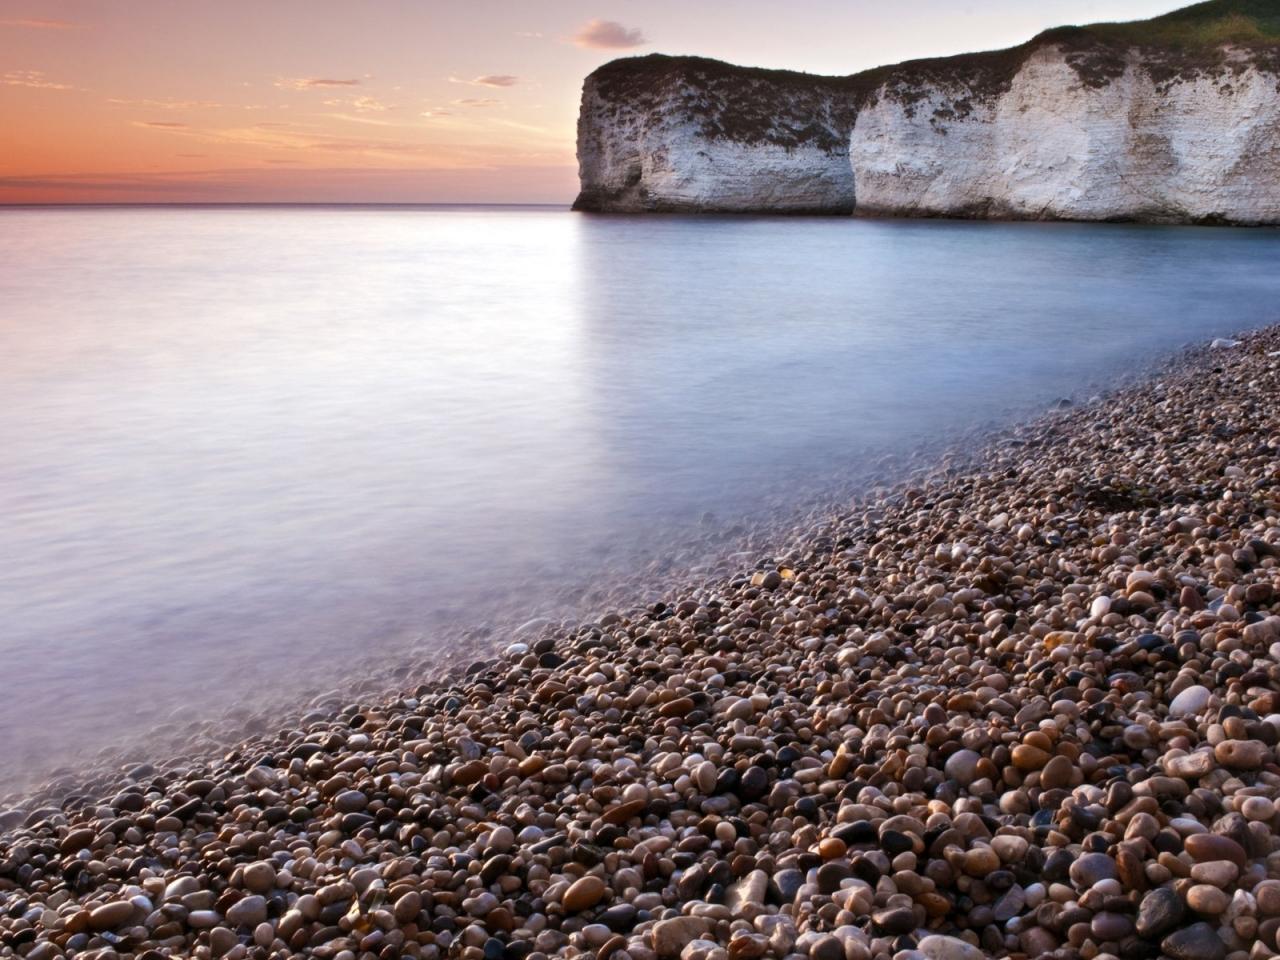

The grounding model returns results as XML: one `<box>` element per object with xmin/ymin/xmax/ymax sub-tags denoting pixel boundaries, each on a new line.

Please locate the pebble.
<box><xmin>226</xmin><ymin>894</ymin><xmax>267</xmax><ymax>927</ymax></box>
<box><xmin>1137</xmin><ymin>886</ymin><xmax>1185</xmax><ymax>938</ymax></box>
<box><xmin>1185</xmin><ymin>833</ymin><xmax>1247</xmax><ymax>867</ymax></box>
<box><xmin>563</xmin><ymin>874</ymin><xmax>607</xmax><ymax>913</ymax></box>
<box><xmin>943</xmin><ymin>749</ymin><xmax>980</xmax><ymax>786</ymax></box>
<box><xmin>917</xmin><ymin>935</ymin><xmax>986</xmax><ymax>960</ymax></box>
<box><xmin>1069</xmin><ymin>852</ymin><xmax>1117</xmax><ymax>888</ymax></box>
<box><xmin>241</xmin><ymin>859</ymin><xmax>276</xmax><ymax>893</ymax></box>
<box><xmin>1161</xmin><ymin>922</ymin><xmax>1227</xmax><ymax>960</ymax></box>
<box><xmin>653</xmin><ymin>917</ymin><xmax>712</xmax><ymax>958</ymax></box>
<box><xmin>1187</xmin><ymin>884</ymin><xmax>1230</xmax><ymax>915</ymax></box>
<box><xmin>87</xmin><ymin>901</ymin><xmax>134</xmax><ymax>931</ymax></box>
<box><xmin>1168</xmin><ymin>684</ymin><xmax>1213</xmax><ymax>717</ymax></box>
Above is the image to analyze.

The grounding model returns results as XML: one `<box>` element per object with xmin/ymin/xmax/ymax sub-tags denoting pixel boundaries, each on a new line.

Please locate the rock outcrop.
<box><xmin>573</xmin><ymin>58</ymin><xmax>859</xmax><ymax>214</ymax></box>
<box><xmin>853</xmin><ymin>40</ymin><xmax>1280</xmax><ymax>223</ymax></box>
<box><xmin>573</xmin><ymin>1</ymin><xmax>1280</xmax><ymax>223</ymax></box>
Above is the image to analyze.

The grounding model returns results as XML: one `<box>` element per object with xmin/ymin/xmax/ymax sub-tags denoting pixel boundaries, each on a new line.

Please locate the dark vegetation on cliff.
<box><xmin>581</xmin><ymin>0</ymin><xmax>1280</xmax><ymax>150</ymax></box>
<box><xmin>584</xmin><ymin>56</ymin><xmax>861</xmax><ymax>153</ymax></box>
<box><xmin>1079</xmin><ymin>0</ymin><xmax>1280</xmax><ymax>47</ymax></box>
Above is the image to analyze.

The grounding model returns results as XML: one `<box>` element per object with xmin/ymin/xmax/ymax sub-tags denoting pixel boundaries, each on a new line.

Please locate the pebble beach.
<box><xmin>4</xmin><ymin>326</ymin><xmax>1280</xmax><ymax>960</ymax></box>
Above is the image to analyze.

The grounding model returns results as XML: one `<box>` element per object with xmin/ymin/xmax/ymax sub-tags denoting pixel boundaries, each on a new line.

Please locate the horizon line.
<box><xmin>0</xmin><ymin>201</ymin><xmax>574</xmax><ymax>209</ymax></box>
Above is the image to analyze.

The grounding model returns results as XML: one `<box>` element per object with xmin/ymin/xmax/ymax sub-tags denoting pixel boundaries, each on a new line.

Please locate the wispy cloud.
<box><xmin>87</xmin><ymin>114</ymin><xmax>566</xmax><ymax>169</ymax></box>
<box><xmin>453</xmin><ymin>97</ymin><xmax>500</xmax><ymax>107</ymax></box>
<box><xmin>323</xmin><ymin>112</ymin><xmax>401</xmax><ymax>127</ymax></box>
<box><xmin>0</xmin><ymin>164</ymin><xmax>582</xmax><ymax>204</ymax></box>
<box><xmin>571</xmin><ymin>19</ymin><xmax>645</xmax><ymax>49</ymax></box>
<box><xmin>3</xmin><ymin>70</ymin><xmax>74</xmax><ymax>90</ymax></box>
<box><xmin>421</xmin><ymin>109</ymin><xmax>453</xmax><ymax>118</ymax></box>
<box><xmin>323</xmin><ymin>95</ymin><xmax>394</xmax><ymax>113</ymax></box>
<box><xmin>276</xmin><ymin>77</ymin><xmax>363</xmax><ymax>90</ymax></box>
<box><xmin>107</xmin><ymin>97</ymin><xmax>221</xmax><ymax>110</ymax></box>
<box><xmin>451</xmin><ymin>74</ymin><xmax>519</xmax><ymax>88</ymax></box>
<box><xmin>516</xmin><ymin>31</ymin><xmax>543</xmax><ymax>39</ymax></box>
<box><xmin>0</xmin><ymin>18</ymin><xmax>83</xmax><ymax>29</ymax></box>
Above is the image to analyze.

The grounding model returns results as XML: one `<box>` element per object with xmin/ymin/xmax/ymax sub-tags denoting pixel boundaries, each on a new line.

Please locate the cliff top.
<box><xmin>1063</xmin><ymin>0</ymin><xmax>1280</xmax><ymax>48</ymax></box>
<box><xmin>585</xmin><ymin>0</ymin><xmax>1280</xmax><ymax>106</ymax></box>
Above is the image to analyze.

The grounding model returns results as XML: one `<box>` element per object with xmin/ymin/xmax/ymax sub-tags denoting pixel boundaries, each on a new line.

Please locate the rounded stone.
<box><xmin>1186</xmin><ymin>884</ymin><xmax>1230</xmax><ymax>916</ymax></box>
<box><xmin>872</xmin><ymin>906</ymin><xmax>916</xmax><ymax>934</ymax></box>
<box><xmin>563</xmin><ymin>874</ymin><xmax>607</xmax><ymax>913</ymax></box>
<box><xmin>1091</xmin><ymin>911</ymin><xmax>1133</xmax><ymax>941</ymax></box>
<box><xmin>1168</xmin><ymin>685</ymin><xmax>1213</xmax><ymax>717</ymax></box>
<box><xmin>1255</xmin><ymin>880</ymin><xmax>1280</xmax><ymax>916</ymax></box>
<box><xmin>944</xmin><ymin>749</ymin><xmax>981</xmax><ymax>787</ymax></box>
<box><xmin>1184</xmin><ymin>833</ymin><xmax>1247</xmax><ymax>867</ymax></box>
<box><xmin>1214</xmin><ymin>739</ymin><xmax>1269</xmax><ymax>770</ymax></box>
<box><xmin>1039</xmin><ymin>754</ymin><xmax>1073</xmax><ymax>790</ymax></box>
<box><xmin>241</xmin><ymin>861</ymin><xmax>276</xmax><ymax>894</ymax></box>
<box><xmin>1161</xmin><ymin>922</ymin><xmax>1227</xmax><ymax>960</ymax></box>
<box><xmin>1068</xmin><ymin>852</ymin><xmax>1117</xmax><ymax>888</ymax></box>
<box><xmin>333</xmin><ymin>789</ymin><xmax>368</xmax><ymax>813</ymax></box>
<box><xmin>917</xmin><ymin>935</ymin><xmax>986</xmax><ymax>960</ymax></box>
<box><xmin>226</xmin><ymin>895</ymin><xmax>267</xmax><ymax>928</ymax></box>
<box><xmin>209</xmin><ymin>926</ymin><xmax>237</xmax><ymax>957</ymax></box>
<box><xmin>88</xmin><ymin>901</ymin><xmax>135</xmax><ymax>931</ymax></box>
<box><xmin>809</xmin><ymin>935</ymin><xmax>844</xmax><ymax>960</ymax></box>
<box><xmin>1011</xmin><ymin>744</ymin><xmax>1051</xmax><ymax>770</ymax></box>
<box><xmin>1189</xmin><ymin>860</ymin><xmax>1239</xmax><ymax>887</ymax></box>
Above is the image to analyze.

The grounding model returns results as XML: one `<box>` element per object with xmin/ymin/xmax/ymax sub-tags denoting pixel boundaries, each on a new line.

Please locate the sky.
<box><xmin>1</xmin><ymin>0</ymin><xmax>1190</xmax><ymax>204</ymax></box>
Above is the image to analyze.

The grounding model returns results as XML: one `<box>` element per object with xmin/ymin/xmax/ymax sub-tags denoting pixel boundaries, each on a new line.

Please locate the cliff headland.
<box><xmin>574</xmin><ymin>0</ymin><xmax>1280</xmax><ymax>223</ymax></box>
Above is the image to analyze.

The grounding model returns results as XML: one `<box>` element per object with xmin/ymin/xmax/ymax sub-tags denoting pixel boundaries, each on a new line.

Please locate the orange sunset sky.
<box><xmin>2</xmin><ymin>0</ymin><xmax>1185</xmax><ymax>204</ymax></box>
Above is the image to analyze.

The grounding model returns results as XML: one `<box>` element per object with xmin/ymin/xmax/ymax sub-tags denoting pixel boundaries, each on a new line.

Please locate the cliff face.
<box><xmin>853</xmin><ymin>44</ymin><xmax>1280</xmax><ymax>224</ymax></box>
<box><xmin>573</xmin><ymin>58</ymin><xmax>858</xmax><ymax>214</ymax></box>
<box><xmin>573</xmin><ymin>1</ymin><xmax>1280</xmax><ymax>223</ymax></box>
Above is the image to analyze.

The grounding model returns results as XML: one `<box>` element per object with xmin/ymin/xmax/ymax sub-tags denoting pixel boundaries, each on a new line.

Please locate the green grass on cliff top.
<box><xmin>1051</xmin><ymin>0</ymin><xmax>1280</xmax><ymax>48</ymax></box>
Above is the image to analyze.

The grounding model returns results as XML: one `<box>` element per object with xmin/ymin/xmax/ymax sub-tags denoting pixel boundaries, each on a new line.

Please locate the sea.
<box><xmin>3</xmin><ymin>204</ymin><xmax>1278</xmax><ymax>791</ymax></box>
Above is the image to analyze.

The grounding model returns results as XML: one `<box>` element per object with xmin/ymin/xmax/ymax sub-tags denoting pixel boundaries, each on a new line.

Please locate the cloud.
<box><xmin>516</xmin><ymin>31</ymin><xmax>543</xmax><ymax>39</ymax></box>
<box><xmin>323</xmin><ymin>95</ymin><xmax>393</xmax><ymax>113</ymax></box>
<box><xmin>0</xmin><ymin>164</ymin><xmax>582</xmax><ymax>205</ymax></box>
<box><xmin>276</xmin><ymin>77</ymin><xmax>363</xmax><ymax>90</ymax></box>
<box><xmin>107</xmin><ymin>97</ymin><xmax>221</xmax><ymax>110</ymax></box>
<box><xmin>137</xmin><ymin>121</ymin><xmax>189</xmax><ymax>129</ymax></box>
<box><xmin>453</xmin><ymin>97</ymin><xmax>499</xmax><ymax>107</ymax></box>
<box><xmin>452</xmin><ymin>74</ymin><xmax>519</xmax><ymax>88</ymax></box>
<box><xmin>571</xmin><ymin>19</ymin><xmax>645</xmax><ymax>49</ymax></box>
<box><xmin>421</xmin><ymin>109</ymin><xmax>453</xmax><ymax>118</ymax></box>
<box><xmin>3</xmin><ymin>70</ymin><xmax>73</xmax><ymax>90</ymax></box>
<box><xmin>323</xmin><ymin>112</ymin><xmax>400</xmax><ymax>127</ymax></box>
<box><xmin>0</xmin><ymin>18</ymin><xmax>83</xmax><ymax>29</ymax></box>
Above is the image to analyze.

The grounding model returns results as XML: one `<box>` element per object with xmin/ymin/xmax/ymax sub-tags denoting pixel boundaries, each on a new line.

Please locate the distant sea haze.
<box><xmin>2</xmin><ymin>205</ymin><xmax>1279</xmax><ymax>787</ymax></box>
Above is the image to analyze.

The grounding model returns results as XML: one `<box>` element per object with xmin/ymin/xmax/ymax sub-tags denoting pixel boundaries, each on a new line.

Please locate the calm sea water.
<box><xmin>2</xmin><ymin>205</ymin><xmax>1278</xmax><ymax>788</ymax></box>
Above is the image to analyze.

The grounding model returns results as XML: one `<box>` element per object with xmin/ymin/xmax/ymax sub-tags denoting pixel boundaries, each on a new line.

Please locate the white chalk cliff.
<box><xmin>574</xmin><ymin>2</ymin><xmax>1280</xmax><ymax>224</ymax></box>
<box><xmin>854</xmin><ymin>45</ymin><xmax>1280</xmax><ymax>223</ymax></box>
<box><xmin>573</xmin><ymin>60</ymin><xmax>857</xmax><ymax>214</ymax></box>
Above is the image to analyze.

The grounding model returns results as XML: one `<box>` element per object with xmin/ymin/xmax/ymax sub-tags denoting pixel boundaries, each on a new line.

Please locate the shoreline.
<box><xmin>3</xmin><ymin>327</ymin><xmax>1279</xmax><ymax>960</ymax></box>
<box><xmin>1</xmin><ymin>319</ymin><xmax>1160</xmax><ymax>807</ymax></box>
